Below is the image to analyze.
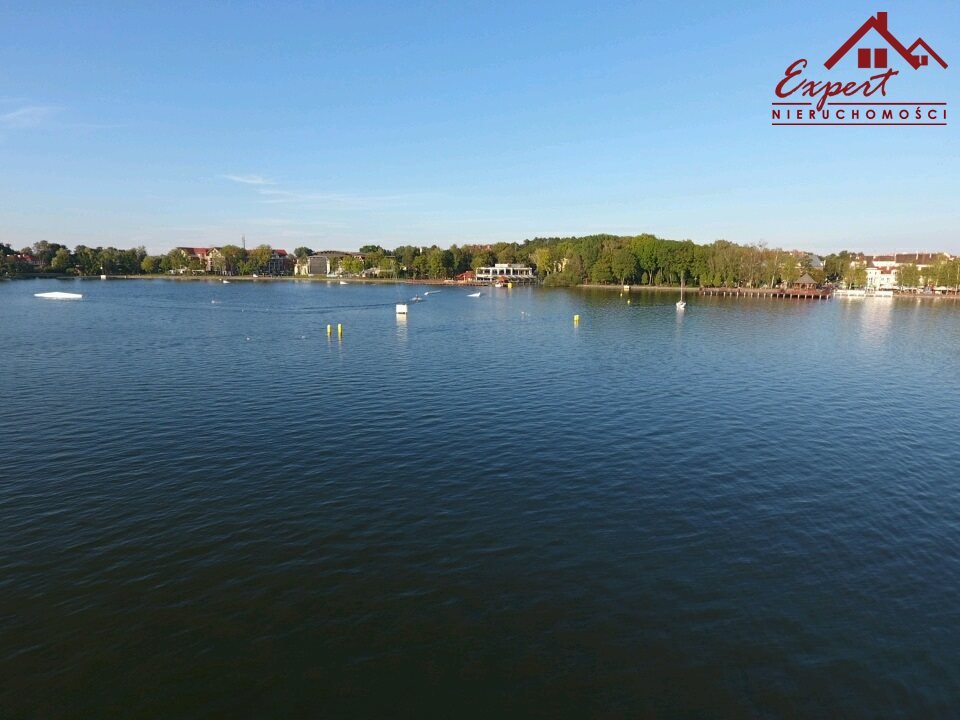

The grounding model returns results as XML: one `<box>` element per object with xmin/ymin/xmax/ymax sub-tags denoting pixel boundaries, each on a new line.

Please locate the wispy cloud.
<box><xmin>0</xmin><ymin>105</ymin><xmax>58</xmax><ymax>129</ymax></box>
<box><xmin>245</xmin><ymin>217</ymin><xmax>346</xmax><ymax>228</ymax></box>
<box><xmin>221</xmin><ymin>174</ymin><xmax>275</xmax><ymax>186</ymax></box>
<box><xmin>256</xmin><ymin>187</ymin><xmax>408</xmax><ymax>209</ymax></box>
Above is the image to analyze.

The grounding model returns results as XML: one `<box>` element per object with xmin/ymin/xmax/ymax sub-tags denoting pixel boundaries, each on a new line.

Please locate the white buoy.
<box><xmin>396</xmin><ymin>303</ymin><xmax>408</xmax><ymax>315</ymax></box>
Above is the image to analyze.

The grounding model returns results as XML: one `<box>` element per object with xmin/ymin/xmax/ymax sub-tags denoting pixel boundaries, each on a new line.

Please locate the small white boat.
<box><xmin>423</xmin><ymin>290</ymin><xmax>440</xmax><ymax>296</ymax></box>
<box><xmin>467</xmin><ymin>291</ymin><xmax>482</xmax><ymax>298</ymax></box>
<box><xmin>396</xmin><ymin>303</ymin><xmax>408</xmax><ymax>315</ymax></box>
<box><xmin>35</xmin><ymin>291</ymin><xmax>83</xmax><ymax>300</ymax></box>
<box><xmin>339</xmin><ymin>280</ymin><xmax>348</xmax><ymax>285</ymax></box>
<box><xmin>676</xmin><ymin>273</ymin><xmax>687</xmax><ymax>310</ymax></box>
<box><xmin>222</xmin><ymin>280</ymin><xmax>230</xmax><ymax>284</ymax></box>
<box><xmin>100</xmin><ymin>274</ymin><xmax>107</xmax><ymax>280</ymax></box>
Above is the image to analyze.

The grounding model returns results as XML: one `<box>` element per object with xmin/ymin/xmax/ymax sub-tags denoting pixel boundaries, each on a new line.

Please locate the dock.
<box><xmin>699</xmin><ymin>287</ymin><xmax>830</xmax><ymax>300</ymax></box>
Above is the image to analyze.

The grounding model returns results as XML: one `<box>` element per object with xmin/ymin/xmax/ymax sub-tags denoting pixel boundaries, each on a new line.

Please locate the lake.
<box><xmin>2</xmin><ymin>278</ymin><xmax>959</xmax><ymax>718</ymax></box>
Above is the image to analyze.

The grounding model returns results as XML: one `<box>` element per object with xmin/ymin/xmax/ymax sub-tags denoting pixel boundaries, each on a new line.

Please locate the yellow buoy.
<box><xmin>337</xmin><ymin>323</ymin><xmax>343</xmax><ymax>338</ymax></box>
<box><xmin>327</xmin><ymin>324</ymin><xmax>332</xmax><ymax>336</ymax></box>
<box><xmin>574</xmin><ymin>314</ymin><xmax>580</xmax><ymax>325</ymax></box>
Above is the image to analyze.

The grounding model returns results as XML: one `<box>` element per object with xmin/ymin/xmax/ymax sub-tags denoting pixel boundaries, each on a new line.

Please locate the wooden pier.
<box><xmin>699</xmin><ymin>287</ymin><xmax>830</xmax><ymax>300</ymax></box>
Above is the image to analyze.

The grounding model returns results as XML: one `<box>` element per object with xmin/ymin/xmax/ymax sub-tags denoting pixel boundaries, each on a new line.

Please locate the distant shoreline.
<box><xmin>8</xmin><ymin>274</ymin><xmax>960</xmax><ymax>300</ymax></box>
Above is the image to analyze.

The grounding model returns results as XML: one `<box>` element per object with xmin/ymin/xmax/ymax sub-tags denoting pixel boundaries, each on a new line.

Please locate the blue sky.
<box><xmin>1</xmin><ymin>1</ymin><xmax>957</xmax><ymax>255</ymax></box>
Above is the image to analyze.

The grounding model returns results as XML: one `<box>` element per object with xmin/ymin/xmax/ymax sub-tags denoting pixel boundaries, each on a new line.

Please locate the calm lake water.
<box><xmin>2</xmin><ymin>278</ymin><xmax>959</xmax><ymax>718</ymax></box>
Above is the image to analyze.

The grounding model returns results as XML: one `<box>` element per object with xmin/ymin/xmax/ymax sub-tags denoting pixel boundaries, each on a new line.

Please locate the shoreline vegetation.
<box><xmin>4</xmin><ymin>234</ymin><xmax>959</xmax><ymax>295</ymax></box>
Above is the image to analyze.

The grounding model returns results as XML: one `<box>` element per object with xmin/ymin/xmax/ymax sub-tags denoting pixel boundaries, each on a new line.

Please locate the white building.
<box><xmin>474</xmin><ymin>263</ymin><xmax>535</xmax><ymax>284</ymax></box>
<box><xmin>865</xmin><ymin>266</ymin><xmax>898</xmax><ymax>290</ymax></box>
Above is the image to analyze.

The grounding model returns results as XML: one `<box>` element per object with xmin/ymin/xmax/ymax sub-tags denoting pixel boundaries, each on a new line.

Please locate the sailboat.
<box><xmin>676</xmin><ymin>273</ymin><xmax>686</xmax><ymax>310</ymax></box>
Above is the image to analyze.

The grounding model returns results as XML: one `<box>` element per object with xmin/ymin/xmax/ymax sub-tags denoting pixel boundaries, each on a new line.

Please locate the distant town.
<box><xmin>2</xmin><ymin>235</ymin><xmax>958</xmax><ymax>293</ymax></box>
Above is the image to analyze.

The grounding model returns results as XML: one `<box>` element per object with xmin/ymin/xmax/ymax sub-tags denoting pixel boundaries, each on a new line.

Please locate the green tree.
<box><xmin>248</xmin><ymin>244</ymin><xmax>273</xmax><ymax>273</ymax></box>
<box><xmin>411</xmin><ymin>254</ymin><xmax>429</xmax><ymax>278</ymax></box>
<box><xmin>781</xmin><ymin>262</ymin><xmax>801</xmax><ymax>286</ymax></box>
<box><xmin>610</xmin><ymin>248</ymin><xmax>637</xmax><ymax>284</ymax></box>
<box><xmin>393</xmin><ymin>246</ymin><xmax>420</xmax><ymax>276</ymax></box>
<box><xmin>843</xmin><ymin>262</ymin><xmax>866</xmax><ymax>288</ymax></box>
<box><xmin>897</xmin><ymin>264</ymin><xmax>920</xmax><ymax>289</ymax></box>
<box><xmin>141</xmin><ymin>255</ymin><xmax>160</xmax><ymax>274</ymax></box>
<box><xmin>218</xmin><ymin>245</ymin><xmax>245</xmax><ymax>275</ymax></box>
<box><xmin>823</xmin><ymin>251</ymin><xmax>854</xmax><ymax>281</ymax></box>
<box><xmin>378</xmin><ymin>255</ymin><xmax>398</xmax><ymax>277</ymax></box>
<box><xmin>529</xmin><ymin>246</ymin><xmax>552</xmax><ymax>279</ymax></box>
<box><xmin>471</xmin><ymin>250</ymin><xmax>495</xmax><ymax>271</ymax></box>
<box><xmin>341</xmin><ymin>255</ymin><xmax>363</xmax><ymax>275</ymax></box>
<box><xmin>589</xmin><ymin>256</ymin><xmax>614</xmax><ymax>284</ymax></box>
<box><xmin>166</xmin><ymin>248</ymin><xmax>190</xmax><ymax>273</ymax></box>
<box><xmin>494</xmin><ymin>243</ymin><xmax>518</xmax><ymax>264</ymax></box>
<box><xmin>50</xmin><ymin>247</ymin><xmax>74</xmax><ymax>272</ymax></box>
<box><xmin>294</xmin><ymin>246</ymin><xmax>313</xmax><ymax>259</ymax></box>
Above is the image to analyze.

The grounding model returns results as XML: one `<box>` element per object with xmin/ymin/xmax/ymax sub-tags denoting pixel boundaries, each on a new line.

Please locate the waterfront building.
<box><xmin>474</xmin><ymin>263</ymin><xmax>535</xmax><ymax>284</ymax></box>
<box><xmin>849</xmin><ymin>252</ymin><xmax>953</xmax><ymax>290</ymax></box>
<box><xmin>295</xmin><ymin>250</ymin><xmax>366</xmax><ymax>276</ymax></box>
<box><xmin>176</xmin><ymin>247</ymin><xmax>213</xmax><ymax>271</ymax></box>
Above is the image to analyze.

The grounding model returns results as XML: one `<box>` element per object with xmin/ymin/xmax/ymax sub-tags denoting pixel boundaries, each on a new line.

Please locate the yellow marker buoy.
<box><xmin>327</xmin><ymin>324</ymin><xmax>332</xmax><ymax>336</ymax></box>
<box><xmin>574</xmin><ymin>314</ymin><xmax>580</xmax><ymax>325</ymax></box>
<box><xmin>337</xmin><ymin>323</ymin><xmax>343</xmax><ymax>338</ymax></box>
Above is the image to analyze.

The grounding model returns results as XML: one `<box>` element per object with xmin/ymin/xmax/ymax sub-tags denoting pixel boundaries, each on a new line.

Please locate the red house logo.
<box><xmin>825</xmin><ymin>11</ymin><xmax>947</xmax><ymax>70</ymax></box>
<box><xmin>771</xmin><ymin>10</ymin><xmax>948</xmax><ymax>126</ymax></box>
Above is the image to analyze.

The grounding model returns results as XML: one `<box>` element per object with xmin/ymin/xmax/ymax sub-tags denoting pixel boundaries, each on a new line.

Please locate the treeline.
<box><xmin>0</xmin><ymin>242</ymin><xmax>284</xmax><ymax>277</ymax></box>
<box><xmin>382</xmin><ymin>236</ymin><xmax>838</xmax><ymax>287</ymax></box>
<box><xmin>1</xmin><ymin>241</ymin><xmax>148</xmax><ymax>276</ymax></box>
<box><xmin>361</xmin><ymin>236</ymin><xmax>839</xmax><ymax>287</ymax></box>
<box><xmin>10</xmin><ymin>236</ymin><xmax>944</xmax><ymax>288</ymax></box>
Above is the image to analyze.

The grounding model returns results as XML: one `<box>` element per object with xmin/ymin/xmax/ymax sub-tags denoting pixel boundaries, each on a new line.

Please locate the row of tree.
<box><xmin>5</xmin><ymin>237</ymin><xmax>956</xmax><ymax>289</ymax></box>
<box><xmin>0</xmin><ymin>242</ymin><xmax>287</xmax><ymax>277</ymax></box>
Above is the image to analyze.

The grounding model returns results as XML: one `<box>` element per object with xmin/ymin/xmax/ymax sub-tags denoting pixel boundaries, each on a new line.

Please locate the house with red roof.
<box><xmin>176</xmin><ymin>246</ymin><xmax>213</xmax><ymax>271</ymax></box>
<box><xmin>825</xmin><ymin>11</ymin><xmax>947</xmax><ymax>71</ymax></box>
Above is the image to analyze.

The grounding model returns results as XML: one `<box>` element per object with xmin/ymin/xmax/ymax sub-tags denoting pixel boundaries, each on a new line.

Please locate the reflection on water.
<box><xmin>833</xmin><ymin>297</ymin><xmax>891</xmax><ymax>345</ymax></box>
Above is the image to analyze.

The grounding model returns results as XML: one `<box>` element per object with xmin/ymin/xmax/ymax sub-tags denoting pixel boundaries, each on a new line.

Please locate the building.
<box><xmin>474</xmin><ymin>263</ymin><xmax>535</xmax><ymax>284</ymax></box>
<box><xmin>176</xmin><ymin>247</ymin><xmax>213</xmax><ymax>271</ymax></box>
<box><xmin>295</xmin><ymin>250</ymin><xmax>366</xmax><ymax>277</ymax></box>
<box><xmin>792</xmin><ymin>273</ymin><xmax>819</xmax><ymax>290</ymax></box>
<box><xmin>263</xmin><ymin>249</ymin><xmax>291</xmax><ymax>275</ymax></box>
<box><xmin>850</xmin><ymin>252</ymin><xmax>952</xmax><ymax>290</ymax></box>
<box><xmin>865</xmin><ymin>266</ymin><xmax>898</xmax><ymax>290</ymax></box>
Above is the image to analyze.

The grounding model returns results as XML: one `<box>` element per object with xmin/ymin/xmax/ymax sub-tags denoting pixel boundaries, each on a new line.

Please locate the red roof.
<box><xmin>825</xmin><ymin>12</ymin><xmax>920</xmax><ymax>70</ymax></box>
<box><xmin>907</xmin><ymin>38</ymin><xmax>948</xmax><ymax>69</ymax></box>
